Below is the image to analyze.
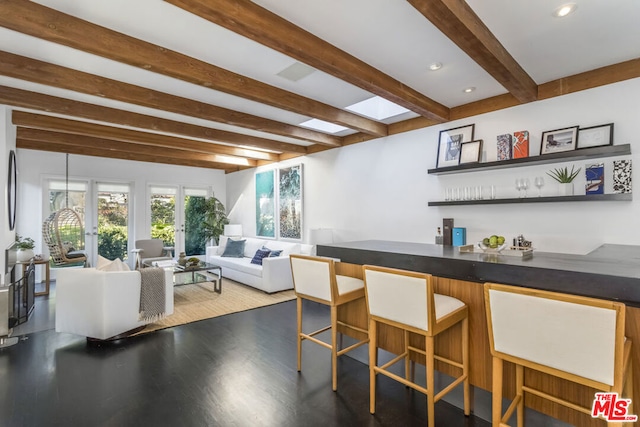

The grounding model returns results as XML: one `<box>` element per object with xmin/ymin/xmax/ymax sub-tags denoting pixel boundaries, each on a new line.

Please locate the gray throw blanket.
<box><xmin>139</xmin><ymin>267</ymin><xmax>166</xmax><ymax>322</ymax></box>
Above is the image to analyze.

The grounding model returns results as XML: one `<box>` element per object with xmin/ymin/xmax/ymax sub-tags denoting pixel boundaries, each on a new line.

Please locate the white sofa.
<box><xmin>206</xmin><ymin>236</ymin><xmax>313</xmax><ymax>293</ymax></box>
<box><xmin>56</xmin><ymin>268</ymin><xmax>174</xmax><ymax>340</ymax></box>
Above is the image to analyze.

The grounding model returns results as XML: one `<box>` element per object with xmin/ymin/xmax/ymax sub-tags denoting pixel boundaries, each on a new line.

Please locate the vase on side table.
<box><xmin>17</xmin><ymin>248</ymin><xmax>35</xmax><ymax>262</ymax></box>
<box><xmin>558</xmin><ymin>182</ymin><xmax>574</xmax><ymax>196</ymax></box>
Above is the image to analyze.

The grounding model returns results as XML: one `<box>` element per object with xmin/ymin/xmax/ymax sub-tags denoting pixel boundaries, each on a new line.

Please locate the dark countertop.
<box><xmin>317</xmin><ymin>240</ymin><xmax>640</xmax><ymax>307</ymax></box>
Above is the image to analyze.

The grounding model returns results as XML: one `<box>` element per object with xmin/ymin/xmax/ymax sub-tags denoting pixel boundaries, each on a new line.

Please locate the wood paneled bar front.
<box><xmin>318</xmin><ymin>241</ymin><xmax>640</xmax><ymax>427</ymax></box>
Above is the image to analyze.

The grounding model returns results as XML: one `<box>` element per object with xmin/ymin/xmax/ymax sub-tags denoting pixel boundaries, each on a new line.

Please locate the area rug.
<box><xmin>136</xmin><ymin>279</ymin><xmax>295</xmax><ymax>335</ymax></box>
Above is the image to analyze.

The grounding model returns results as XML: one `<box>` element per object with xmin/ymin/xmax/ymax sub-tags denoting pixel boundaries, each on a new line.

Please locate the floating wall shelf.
<box><xmin>428</xmin><ymin>193</ymin><xmax>632</xmax><ymax>206</ymax></box>
<box><xmin>428</xmin><ymin>144</ymin><xmax>631</xmax><ymax>175</ymax></box>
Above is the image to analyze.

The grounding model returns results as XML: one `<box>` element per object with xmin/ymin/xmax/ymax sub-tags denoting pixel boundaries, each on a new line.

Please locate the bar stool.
<box><xmin>484</xmin><ymin>282</ymin><xmax>634</xmax><ymax>427</ymax></box>
<box><xmin>290</xmin><ymin>254</ymin><xmax>368</xmax><ymax>391</ymax></box>
<box><xmin>363</xmin><ymin>265</ymin><xmax>470</xmax><ymax>427</ymax></box>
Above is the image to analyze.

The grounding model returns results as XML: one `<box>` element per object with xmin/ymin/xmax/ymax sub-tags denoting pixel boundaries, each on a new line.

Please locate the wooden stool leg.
<box><xmin>404</xmin><ymin>329</ymin><xmax>411</xmax><ymax>382</ymax></box>
<box><xmin>331</xmin><ymin>305</ymin><xmax>338</xmax><ymax>392</ymax></box>
<box><xmin>426</xmin><ymin>335</ymin><xmax>435</xmax><ymax>427</ymax></box>
<box><xmin>492</xmin><ymin>357</ymin><xmax>504</xmax><ymax>427</ymax></box>
<box><xmin>369</xmin><ymin>318</ymin><xmax>377</xmax><ymax>414</ymax></box>
<box><xmin>516</xmin><ymin>364</ymin><xmax>524</xmax><ymax>427</ymax></box>
<box><xmin>462</xmin><ymin>316</ymin><xmax>471</xmax><ymax>416</ymax></box>
<box><xmin>296</xmin><ymin>297</ymin><xmax>302</xmax><ymax>372</ymax></box>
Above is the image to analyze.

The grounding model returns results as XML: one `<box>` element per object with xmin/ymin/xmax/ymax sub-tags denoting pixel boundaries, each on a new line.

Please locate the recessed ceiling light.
<box><xmin>554</xmin><ymin>3</ymin><xmax>577</xmax><ymax>17</ymax></box>
<box><xmin>429</xmin><ymin>62</ymin><xmax>442</xmax><ymax>71</ymax></box>
<box><xmin>463</xmin><ymin>87</ymin><xmax>476</xmax><ymax>93</ymax></box>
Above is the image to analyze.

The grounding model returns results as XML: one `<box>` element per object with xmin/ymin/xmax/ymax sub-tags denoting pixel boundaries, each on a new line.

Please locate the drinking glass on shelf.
<box><xmin>515</xmin><ymin>178</ymin><xmax>523</xmax><ymax>198</ymax></box>
<box><xmin>521</xmin><ymin>178</ymin><xmax>530</xmax><ymax>197</ymax></box>
<box><xmin>534</xmin><ymin>176</ymin><xmax>545</xmax><ymax>197</ymax></box>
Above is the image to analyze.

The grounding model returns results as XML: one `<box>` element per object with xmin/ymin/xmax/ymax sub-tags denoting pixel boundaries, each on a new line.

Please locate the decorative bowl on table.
<box><xmin>477</xmin><ymin>242</ymin><xmax>509</xmax><ymax>254</ymax></box>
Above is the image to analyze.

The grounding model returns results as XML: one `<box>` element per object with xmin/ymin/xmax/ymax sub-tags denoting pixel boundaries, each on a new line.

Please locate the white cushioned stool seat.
<box><xmin>336</xmin><ymin>275</ymin><xmax>364</xmax><ymax>295</ymax></box>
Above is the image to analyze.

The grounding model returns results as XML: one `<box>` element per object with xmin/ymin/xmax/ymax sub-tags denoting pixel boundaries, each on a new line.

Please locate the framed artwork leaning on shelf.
<box><xmin>577</xmin><ymin>123</ymin><xmax>614</xmax><ymax>149</ymax></box>
<box><xmin>459</xmin><ymin>140</ymin><xmax>482</xmax><ymax>164</ymax></box>
<box><xmin>540</xmin><ymin>125</ymin><xmax>579</xmax><ymax>155</ymax></box>
<box><xmin>436</xmin><ymin>123</ymin><xmax>475</xmax><ymax>168</ymax></box>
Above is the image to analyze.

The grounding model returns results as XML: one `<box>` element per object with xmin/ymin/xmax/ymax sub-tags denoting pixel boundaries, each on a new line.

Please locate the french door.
<box><xmin>149</xmin><ymin>185</ymin><xmax>210</xmax><ymax>257</ymax></box>
<box><xmin>46</xmin><ymin>179</ymin><xmax>132</xmax><ymax>266</ymax></box>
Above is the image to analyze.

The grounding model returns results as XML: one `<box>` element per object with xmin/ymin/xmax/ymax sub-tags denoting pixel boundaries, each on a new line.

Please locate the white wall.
<box><xmin>15</xmin><ymin>149</ymin><xmax>226</xmax><ymax>271</ymax></box>
<box><xmin>226</xmin><ymin>77</ymin><xmax>640</xmax><ymax>254</ymax></box>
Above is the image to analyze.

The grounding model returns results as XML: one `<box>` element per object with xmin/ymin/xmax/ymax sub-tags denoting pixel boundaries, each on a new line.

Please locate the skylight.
<box><xmin>345</xmin><ymin>96</ymin><xmax>410</xmax><ymax>121</ymax></box>
<box><xmin>299</xmin><ymin>119</ymin><xmax>349</xmax><ymax>134</ymax></box>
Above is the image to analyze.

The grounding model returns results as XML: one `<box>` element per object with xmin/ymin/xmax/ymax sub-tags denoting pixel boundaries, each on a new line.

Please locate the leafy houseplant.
<box><xmin>546</xmin><ymin>165</ymin><xmax>581</xmax><ymax>183</ymax></box>
<box><xmin>16</xmin><ymin>234</ymin><xmax>36</xmax><ymax>262</ymax></box>
<box><xmin>547</xmin><ymin>165</ymin><xmax>581</xmax><ymax>196</ymax></box>
<box><xmin>202</xmin><ymin>195</ymin><xmax>229</xmax><ymax>246</ymax></box>
<box><xmin>16</xmin><ymin>235</ymin><xmax>35</xmax><ymax>250</ymax></box>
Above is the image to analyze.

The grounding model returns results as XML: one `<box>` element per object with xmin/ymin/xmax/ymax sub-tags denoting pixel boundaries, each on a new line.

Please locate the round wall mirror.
<box><xmin>7</xmin><ymin>149</ymin><xmax>16</xmax><ymax>231</ymax></box>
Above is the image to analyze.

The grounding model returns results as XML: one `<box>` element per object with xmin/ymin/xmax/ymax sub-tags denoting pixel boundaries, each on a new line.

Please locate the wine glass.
<box><xmin>515</xmin><ymin>178</ymin><xmax>523</xmax><ymax>198</ymax></box>
<box><xmin>534</xmin><ymin>176</ymin><xmax>545</xmax><ymax>197</ymax></box>
<box><xmin>521</xmin><ymin>178</ymin><xmax>530</xmax><ymax>197</ymax></box>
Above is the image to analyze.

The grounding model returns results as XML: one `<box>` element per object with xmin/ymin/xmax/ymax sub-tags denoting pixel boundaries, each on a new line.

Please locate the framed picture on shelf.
<box><xmin>436</xmin><ymin>124</ymin><xmax>475</xmax><ymax>168</ymax></box>
<box><xmin>459</xmin><ymin>140</ymin><xmax>482</xmax><ymax>164</ymax></box>
<box><xmin>540</xmin><ymin>125</ymin><xmax>579</xmax><ymax>155</ymax></box>
<box><xmin>577</xmin><ymin>123</ymin><xmax>614</xmax><ymax>149</ymax></box>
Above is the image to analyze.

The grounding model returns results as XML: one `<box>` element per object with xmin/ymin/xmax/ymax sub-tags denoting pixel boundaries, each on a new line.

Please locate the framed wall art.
<box><xmin>459</xmin><ymin>140</ymin><xmax>482</xmax><ymax>164</ymax></box>
<box><xmin>255</xmin><ymin>170</ymin><xmax>275</xmax><ymax>238</ymax></box>
<box><xmin>278</xmin><ymin>164</ymin><xmax>303</xmax><ymax>240</ymax></box>
<box><xmin>436</xmin><ymin>124</ymin><xmax>475</xmax><ymax>168</ymax></box>
<box><xmin>577</xmin><ymin>123</ymin><xmax>614</xmax><ymax>149</ymax></box>
<box><xmin>540</xmin><ymin>125</ymin><xmax>579</xmax><ymax>155</ymax></box>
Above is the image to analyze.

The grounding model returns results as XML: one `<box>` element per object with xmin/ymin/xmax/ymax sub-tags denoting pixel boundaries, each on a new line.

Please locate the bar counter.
<box><xmin>318</xmin><ymin>240</ymin><xmax>640</xmax><ymax>307</ymax></box>
<box><xmin>317</xmin><ymin>240</ymin><xmax>640</xmax><ymax>427</ymax></box>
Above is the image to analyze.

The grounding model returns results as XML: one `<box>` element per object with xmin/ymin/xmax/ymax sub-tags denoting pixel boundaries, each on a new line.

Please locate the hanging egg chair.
<box><xmin>42</xmin><ymin>208</ymin><xmax>87</xmax><ymax>267</ymax></box>
<box><xmin>42</xmin><ymin>154</ymin><xmax>87</xmax><ymax>267</ymax></box>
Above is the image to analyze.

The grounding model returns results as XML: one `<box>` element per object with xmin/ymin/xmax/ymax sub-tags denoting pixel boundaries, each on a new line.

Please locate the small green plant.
<box><xmin>15</xmin><ymin>235</ymin><xmax>35</xmax><ymax>250</ymax></box>
<box><xmin>547</xmin><ymin>165</ymin><xmax>581</xmax><ymax>183</ymax></box>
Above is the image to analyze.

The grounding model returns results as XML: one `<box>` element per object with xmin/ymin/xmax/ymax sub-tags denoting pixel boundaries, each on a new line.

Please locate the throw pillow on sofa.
<box><xmin>250</xmin><ymin>248</ymin><xmax>271</xmax><ymax>265</ymax></box>
<box><xmin>96</xmin><ymin>255</ymin><xmax>131</xmax><ymax>271</ymax></box>
<box><xmin>221</xmin><ymin>239</ymin><xmax>246</xmax><ymax>257</ymax></box>
<box><xmin>262</xmin><ymin>246</ymin><xmax>282</xmax><ymax>257</ymax></box>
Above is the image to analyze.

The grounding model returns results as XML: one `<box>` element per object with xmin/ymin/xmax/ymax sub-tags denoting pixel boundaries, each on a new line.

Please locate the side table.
<box><xmin>17</xmin><ymin>259</ymin><xmax>50</xmax><ymax>297</ymax></box>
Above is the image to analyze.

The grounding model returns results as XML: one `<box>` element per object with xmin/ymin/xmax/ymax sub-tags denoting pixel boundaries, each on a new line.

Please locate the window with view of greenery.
<box><xmin>150</xmin><ymin>195</ymin><xmax>175</xmax><ymax>247</ymax></box>
<box><xmin>97</xmin><ymin>191</ymin><xmax>128</xmax><ymax>260</ymax></box>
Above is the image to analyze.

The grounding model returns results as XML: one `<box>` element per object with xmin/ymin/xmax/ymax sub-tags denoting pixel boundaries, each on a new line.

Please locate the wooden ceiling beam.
<box><xmin>17</xmin><ymin>126</ymin><xmax>257</xmax><ymax>168</ymax></box>
<box><xmin>408</xmin><ymin>0</ymin><xmax>538</xmax><ymax>103</ymax></box>
<box><xmin>12</xmin><ymin>111</ymin><xmax>258</xmax><ymax>167</ymax></box>
<box><xmin>0</xmin><ymin>51</ymin><xmax>341</xmax><ymax>147</ymax></box>
<box><xmin>0</xmin><ymin>85</ymin><xmax>308</xmax><ymax>155</ymax></box>
<box><xmin>0</xmin><ymin>0</ymin><xmax>385</xmax><ymax>137</ymax></box>
<box><xmin>166</xmin><ymin>0</ymin><xmax>450</xmax><ymax>122</ymax></box>
<box><xmin>17</xmin><ymin>138</ymin><xmax>242</xmax><ymax>173</ymax></box>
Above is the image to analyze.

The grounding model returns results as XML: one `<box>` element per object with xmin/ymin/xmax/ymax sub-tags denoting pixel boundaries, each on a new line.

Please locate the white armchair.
<box><xmin>55</xmin><ymin>268</ymin><xmax>174</xmax><ymax>340</ymax></box>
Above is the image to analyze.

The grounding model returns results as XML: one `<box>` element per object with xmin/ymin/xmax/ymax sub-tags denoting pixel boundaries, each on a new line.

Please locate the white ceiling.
<box><xmin>1</xmin><ymin>0</ymin><xmax>639</xmax><ymax>162</ymax></box>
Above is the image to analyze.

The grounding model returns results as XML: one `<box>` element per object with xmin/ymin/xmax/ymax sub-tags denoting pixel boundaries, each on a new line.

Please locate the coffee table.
<box><xmin>173</xmin><ymin>262</ymin><xmax>222</xmax><ymax>294</ymax></box>
<box><xmin>146</xmin><ymin>261</ymin><xmax>222</xmax><ymax>294</ymax></box>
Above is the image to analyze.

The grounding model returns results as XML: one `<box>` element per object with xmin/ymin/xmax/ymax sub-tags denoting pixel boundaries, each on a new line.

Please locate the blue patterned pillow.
<box><xmin>262</xmin><ymin>246</ymin><xmax>282</xmax><ymax>257</ymax></box>
<box><xmin>250</xmin><ymin>248</ymin><xmax>271</xmax><ymax>265</ymax></box>
<box><xmin>221</xmin><ymin>239</ymin><xmax>246</xmax><ymax>257</ymax></box>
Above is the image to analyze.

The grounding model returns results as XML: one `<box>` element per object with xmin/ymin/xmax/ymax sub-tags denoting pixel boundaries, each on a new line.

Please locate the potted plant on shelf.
<box><xmin>547</xmin><ymin>165</ymin><xmax>581</xmax><ymax>196</ymax></box>
<box><xmin>15</xmin><ymin>234</ymin><xmax>36</xmax><ymax>262</ymax></box>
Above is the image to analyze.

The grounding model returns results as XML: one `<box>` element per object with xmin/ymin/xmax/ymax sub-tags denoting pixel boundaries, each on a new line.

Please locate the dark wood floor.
<box><xmin>1</xmin><ymin>294</ymin><xmax>490</xmax><ymax>427</ymax></box>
